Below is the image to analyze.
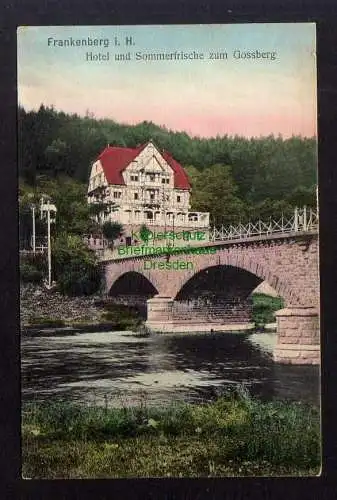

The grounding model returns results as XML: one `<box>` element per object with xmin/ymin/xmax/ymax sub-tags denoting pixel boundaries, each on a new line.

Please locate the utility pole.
<box><xmin>47</xmin><ymin>207</ymin><xmax>51</xmax><ymax>287</ymax></box>
<box><xmin>40</xmin><ymin>197</ymin><xmax>57</xmax><ymax>289</ymax></box>
<box><xmin>31</xmin><ymin>204</ymin><xmax>36</xmax><ymax>253</ymax></box>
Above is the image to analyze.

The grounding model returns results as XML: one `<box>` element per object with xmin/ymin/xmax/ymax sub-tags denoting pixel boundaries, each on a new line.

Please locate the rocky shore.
<box><xmin>20</xmin><ymin>283</ymin><xmax>106</xmax><ymax>328</ymax></box>
<box><xmin>20</xmin><ymin>284</ymin><xmax>145</xmax><ymax>335</ymax></box>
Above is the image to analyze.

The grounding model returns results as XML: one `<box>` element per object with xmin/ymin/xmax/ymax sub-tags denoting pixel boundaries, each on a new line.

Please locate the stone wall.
<box><xmin>172</xmin><ymin>299</ymin><xmax>252</xmax><ymax>324</ymax></box>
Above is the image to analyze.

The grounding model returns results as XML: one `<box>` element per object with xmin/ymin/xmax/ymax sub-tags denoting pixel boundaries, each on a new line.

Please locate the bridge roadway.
<box><xmin>100</xmin><ymin>230</ymin><xmax>320</xmax><ymax>365</ymax></box>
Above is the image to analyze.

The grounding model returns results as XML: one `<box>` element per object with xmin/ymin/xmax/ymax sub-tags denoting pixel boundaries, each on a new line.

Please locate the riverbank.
<box><xmin>22</xmin><ymin>394</ymin><xmax>320</xmax><ymax>478</ymax></box>
<box><xmin>21</xmin><ymin>323</ymin><xmax>141</xmax><ymax>337</ymax></box>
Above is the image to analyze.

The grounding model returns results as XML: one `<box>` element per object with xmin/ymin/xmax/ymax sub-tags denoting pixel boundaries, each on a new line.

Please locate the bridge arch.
<box><xmin>175</xmin><ymin>264</ymin><xmax>262</xmax><ymax>302</ymax></box>
<box><xmin>169</xmin><ymin>252</ymin><xmax>300</xmax><ymax>305</ymax></box>
<box><xmin>107</xmin><ymin>270</ymin><xmax>159</xmax><ymax>317</ymax></box>
<box><xmin>108</xmin><ymin>270</ymin><xmax>158</xmax><ymax>297</ymax></box>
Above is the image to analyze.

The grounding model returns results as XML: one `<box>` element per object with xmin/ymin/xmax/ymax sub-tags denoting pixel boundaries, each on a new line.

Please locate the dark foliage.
<box><xmin>52</xmin><ymin>234</ymin><xmax>101</xmax><ymax>296</ymax></box>
<box><xmin>19</xmin><ymin>105</ymin><xmax>317</xmax><ymax>226</ymax></box>
<box><xmin>102</xmin><ymin>221</ymin><xmax>124</xmax><ymax>241</ymax></box>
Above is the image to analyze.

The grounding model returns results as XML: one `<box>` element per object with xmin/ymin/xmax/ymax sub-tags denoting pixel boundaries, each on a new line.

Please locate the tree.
<box><xmin>45</xmin><ymin>138</ymin><xmax>70</xmax><ymax>176</ymax></box>
<box><xmin>102</xmin><ymin>222</ymin><xmax>124</xmax><ymax>245</ymax></box>
<box><xmin>186</xmin><ymin>164</ymin><xmax>246</xmax><ymax>226</ymax></box>
<box><xmin>286</xmin><ymin>185</ymin><xmax>316</xmax><ymax>209</ymax></box>
<box><xmin>88</xmin><ymin>199</ymin><xmax>119</xmax><ymax>228</ymax></box>
<box><xmin>249</xmin><ymin>198</ymin><xmax>294</xmax><ymax>221</ymax></box>
<box><xmin>37</xmin><ymin>177</ymin><xmax>96</xmax><ymax>235</ymax></box>
<box><xmin>52</xmin><ymin>233</ymin><xmax>101</xmax><ymax>296</ymax></box>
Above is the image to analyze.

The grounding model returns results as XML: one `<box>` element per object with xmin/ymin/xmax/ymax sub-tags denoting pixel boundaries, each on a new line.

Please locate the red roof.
<box><xmin>97</xmin><ymin>143</ymin><xmax>191</xmax><ymax>190</ymax></box>
<box><xmin>161</xmin><ymin>150</ymin><xmax>191</xmax><ymax>190</ymax></box>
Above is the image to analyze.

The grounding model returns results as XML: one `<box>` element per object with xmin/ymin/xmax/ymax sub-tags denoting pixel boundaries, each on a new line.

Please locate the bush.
<box><xmin>57</xmin><ymin>261</ymin><xmax>101</xmax><ymax>296</ymax></box>
<box><xmin>102</xmin><ymin>222</ymin><xmax>124</xmax><ymax>242</ymax></box>
<box><xmin>20</xmin><ymin>253</ymin><xmax>47</xmax><ymax>283</ymax></box>
<box><xmin>20</xmin><ymin>263</ymin><xmax>43</xmax><ymax>283</ymax></box>
<box><xmin>53</xmin><ymin>233</ymin><xmax>102</xmax><ymax>296</ymax></box>
<box><xmin>252</xmin><ymin>293</ymin><xmax>284</xmax><ymax>327</ymax></box>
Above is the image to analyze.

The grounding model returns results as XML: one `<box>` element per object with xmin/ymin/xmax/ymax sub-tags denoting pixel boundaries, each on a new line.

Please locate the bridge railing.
<box><xmin>20</xmin><ymin>207</ymin><xmax>318</xmax><ymax>257</ymax></box>
<box><xmin>210</xmin><ymin>207</ymin><xmax>318</xmax><ymax>242</ymax></box>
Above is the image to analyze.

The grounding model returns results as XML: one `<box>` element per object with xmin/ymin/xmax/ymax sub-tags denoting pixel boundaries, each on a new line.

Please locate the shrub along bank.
<box><xmin>251</xmin><ymin>293</ymin><xmax>284</xmax><ymax>328</ymax></box>
<box><xmin>22</xmin><ymin>393</ymin><xmax>320</xmax><ymax>478</ymax></box>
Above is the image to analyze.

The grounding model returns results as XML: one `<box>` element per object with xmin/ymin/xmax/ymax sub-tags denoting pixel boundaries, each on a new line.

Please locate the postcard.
<box><xmin>18</xmin><ymin>23</ymin><xmax>320</xmax><ymax>478</ymax></box>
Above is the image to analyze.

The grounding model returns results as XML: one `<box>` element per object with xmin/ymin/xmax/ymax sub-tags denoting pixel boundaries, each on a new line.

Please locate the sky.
<box><xmin>17</xmin><ymin>24</ymin><xmax>317</xmax><ymax>139</ymax></box>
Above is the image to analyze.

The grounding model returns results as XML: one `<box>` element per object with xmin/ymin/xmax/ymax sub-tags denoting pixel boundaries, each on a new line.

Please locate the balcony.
<box><xmin>105</xmin><ymin>209</ymin><xmax>209</xmax><ymax>228</ymax></box>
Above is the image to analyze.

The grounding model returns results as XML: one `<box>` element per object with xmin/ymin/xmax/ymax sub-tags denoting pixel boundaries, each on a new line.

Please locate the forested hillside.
<box><xmin>18</xmin><ymin>104</ymin><xmax>317</xmax><ymax>225</ymax></box>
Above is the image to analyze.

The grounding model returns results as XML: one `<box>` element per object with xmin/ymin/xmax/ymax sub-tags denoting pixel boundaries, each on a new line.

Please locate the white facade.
<box><xmin>87</xmin><ymin>142</ymin><xmax>209</xmax><ymax>229</ymax></box>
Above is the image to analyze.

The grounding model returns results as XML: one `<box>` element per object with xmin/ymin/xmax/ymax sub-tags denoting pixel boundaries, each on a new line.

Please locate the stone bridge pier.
<box><xmin>273</xmin><ymin>306</ymin><xmax>319</xmax><ymax>364</ymax></box>
<box><xmin>146</xmin><ymin>295</ymin><xmax>255</xmax><ymax>331</ymax></box>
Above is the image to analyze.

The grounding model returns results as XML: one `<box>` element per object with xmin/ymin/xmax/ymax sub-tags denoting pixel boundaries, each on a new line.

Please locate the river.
<box><xmin>21</xmin><ymin>330</ymin><xmax>320</xmax><ymax>407</ymax></box>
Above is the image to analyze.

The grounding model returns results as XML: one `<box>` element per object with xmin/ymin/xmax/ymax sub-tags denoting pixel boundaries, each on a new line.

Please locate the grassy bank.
<box><xmin>252</xmin><ymin>293</ymin><xmax>284</xmax><ymax>328</ymax></box>
<box><xmin>22</xmin><ymin>393</ymin><xmax>320</xmax><ymax>478</ymax></box>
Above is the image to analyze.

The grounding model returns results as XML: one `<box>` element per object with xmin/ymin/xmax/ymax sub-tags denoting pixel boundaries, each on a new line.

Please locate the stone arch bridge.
<box><xmin>101</xmin><ymin>231</ymin><xmax>319</xmax><ymax>364</ymax></box>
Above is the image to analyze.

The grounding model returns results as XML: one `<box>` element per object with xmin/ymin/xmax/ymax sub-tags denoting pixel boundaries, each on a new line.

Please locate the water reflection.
<box><xmin>21</xmin><ymin>330</ymin><xmax>320</xmax><ymax>407</ymax></box>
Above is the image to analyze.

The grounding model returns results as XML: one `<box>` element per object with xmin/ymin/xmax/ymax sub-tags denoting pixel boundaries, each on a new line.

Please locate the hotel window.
<box><xmin>177</xmin><ymin>195</ymin><xmax>181</xmax><ymax>202</ymax></box>
<box><xmin>134</xmin><ymin>193</ymin><xmax>139</xmax><ymax>200</ymax></box>
<box><xmin>113</xmin><ymin>191</ymin><xmax>121</xmax><ymax>199</ymax></box>
<box><xmin>131</xmin><ymin>175</ymin><xmax>139</xmax><ymax>181</ymax></box>
<box><xmin>150</xmin><ymin>193</ymin><xmax>155</xmax><ymax>200</ymax></box>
